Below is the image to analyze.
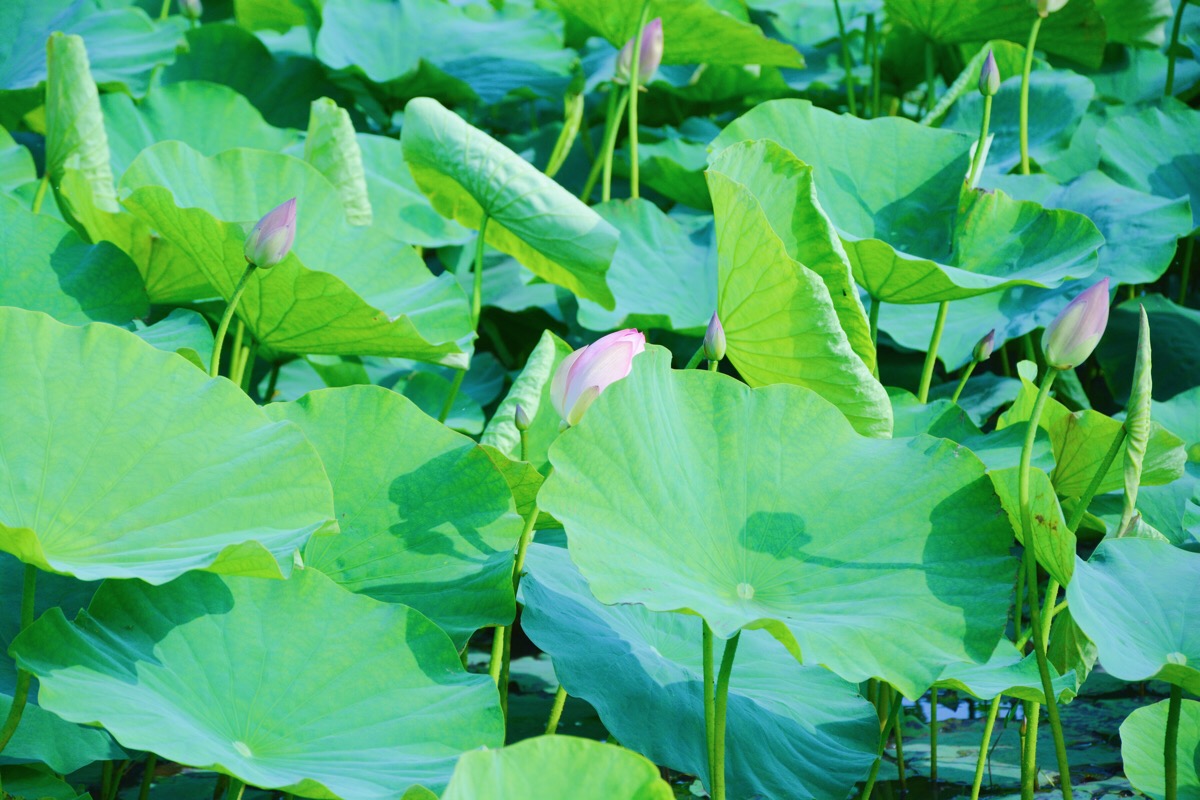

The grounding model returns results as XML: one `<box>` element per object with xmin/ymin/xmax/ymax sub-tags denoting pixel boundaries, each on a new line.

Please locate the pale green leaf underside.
<box><xmin>1120</xmin><ymin>698</ymin><xmax>1200</xmax><ymax>800</ymax></box>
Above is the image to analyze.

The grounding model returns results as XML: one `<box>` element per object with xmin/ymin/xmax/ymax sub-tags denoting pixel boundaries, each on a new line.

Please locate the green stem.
<box><xmin>545</xmin><ymin>685</ymin><xmax>568</xmax><ymax>734</ymax></box>
<box><xmin>600</xmin><ymin>88</ymin><xmax>631</xmax><ymax>203</ymax></box>
<box><xmin>861</xmin><ymin>693</ymin><xmax>904</xmax><ymax>800</ymax></box>
<box><xmin>970</xmin><ymin>697</ymin><xmax>1003</xmax><ymax>800</ymax></box>
<box><xmin>950</xmin><ymin>360</ymin><xmax>978</xmax><ymax>405</ymax></box>
<box><xmin>1021</xmin><ymin>701</ymin><xmax>1041</xmax><ymax>800</ymax></box>
<box><xmin>1065</xmin><ymin>426</ymin><xmax>1127</xmax><ymax>532</ymax></box>
<box><xmin>472</xmin><ymin>214</ymin><xmax>490</xmax><ymax>327</ymax></box>
<box><xmin>209</xmin><ymin>263</ymin><xmax>256</xmax><ymax>378</ymax></box>
<box><xmin>711</xmin><ymin>632</ymin><xmax>740</xmax><ymax>800</ymax></box>
<box><xmin>438</xmin><ymin>370</ymin><xmax>465</xmax><ymax>424</ymax></box>
<box><xmin>1019</xmin><ymin>369</ymin><xmax>1073</xmax><ymax>800</ymax></box>
<box><xmin>31</xmin><ymin>173</ymin><xmax>49</xmax><ymax>215</ymax></box>
<box><xmin>685</xmin><ymin>344</ymin><xmax>706</xmax><ymax>370</ymax></box>
<box><xmin>833</xmin><ymin>0</ymin><xmax>858</xmax><ymax>115</ymax></box>
<box><xmin>227</xmin><ymin>778</ymin><xmax>246</xmax><ymax>800</ymax></box>
<box><xmin>1019</xmin><ymin>16</ymin><xmax>1043</xmax><ymax>176</ymax></box>
<box><xmin>139</xmin><ymin>754</ymin><xmax>157</xmax><ymax>800</ymax></box>
<box><xmin>864</xmin><ymin>14</ymin><xmax>876</xmax><ymax>117</ymax></box>
<box><xmin>894</xmin><ymin>695</ymin><xmax>907</xmax><ymax>790</ymax></box>
<box><xmin>1166</xmin><ymin>684</ymin><xmax>1182</xmax><ymax>800</ymax></box>
<box><xmin>1178</xmin><ymin>236</ymin><xmax>1193</xmax><ymax>307</ymax></box>
<box><xmin>1167</xmin><ymin>0</ymin><xmax>1190</xmax><ymax>96</ymax></box>
<box><xmin>703</xmin><ymin>622</ymin><xmax>716</xmax><ymax>783</ymax></box>
<box><xmin>102</xmin><ymin>762</ymin><xmax>114</xmax><ymax>799</ymax></box>
<box><xmin>627</xmin><ymin>1</ymin><xmax>652</xmax><ymax>199</ymax></box>
<box><xmin>263</xmin><ymin>361</ymin><xmax>281</xmax><ymax>403</ymax></box>
<box><xmin>869</xmin><ymin>296</ymin><xmax>881</xmax><ymax>347</ymax></box>
<box><xmin>917</xmin><ymin>301</ymin><xmax>950</xmax><ymax>403</ymax></box>
<box><xmin>707</xmin><ymin>359</ymin><xmax>719</xmax><ymax>372</ymax></box>
<box><xmin>930</xmin><ymin>688</ymin><xmax>939</xmax><ymax>784</ymax></box>
<box><xmin>488</xmin><ymin>625</ymin><xmax>505</xmax><ymax>686</ymax></box>
<box><xmin>967</xmin><ymin>95</ymin><xmax>993</xmax><ymax>189</ymax></box>
<box><xmin>159</xmin><ymin>0</ymin><xmax>171</xmax><ymax>20</ymax></box>
<box><xmin>924</xmin><ymin>39</ymin><xmax>937</xmax><ymax>113</ymax></box>
<box><xmin>239</xmin><ymin>339</ymin><xmax>259</xmax><ymax>395</ymax></box>
<box><xmin>228</xmin><ymin>319</ymin><xmax>246</xmax><ymax>382</ymax></box>
<box><xmin>0</xmin><ymin>565</ymin><xmax>36</xmax><ymax>755</ymax></box>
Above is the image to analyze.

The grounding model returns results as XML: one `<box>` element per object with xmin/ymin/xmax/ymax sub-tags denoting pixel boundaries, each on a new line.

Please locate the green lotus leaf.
<box><xmin>936</xmin><ymin>641</ymin><xmax>1076</xmax><ymax>704</ymax></box>
<box><xmin>10</xmin><ymin>568</ymin><xmax>505</xmax><ymax>797</ymax></box>
<box><xmin>0</xmin><ymin>192</ymin><xmax>147</xmax><ymax>325</ymax></box>
<box><xmin>1048</xmin><ymin>607</ymin><xmax>1099</xmax><ymax>692</ymax></box>
<box><xmin>441</xmin><ymin>736</ymin><xmax>673</xmax><ymax>800</ymax></box>
<box><xmin>922</xmin><ymin>40</ymin><xmax>1030</xmax><ymax>127</ymax></box>
<box><xmin>0</xmin><ymin>765</ymin><xmax>91</xmax><ymax>800</ymax></box>
<box><xmin>1096</xmin><ymin>296</ymin><xmax>1200</xmax><ymax>405</ymax></box>
<box><xmin>264</xmin><ymin>386</ymin><xmax>524</xmax><ymax>648</ymax></box>
<box><xmin>883</xmin><ymin>0</ymin><xmax>1107</xmax><ymax>67</ymax></box>
<box><xmin>1121</xmin><ymin>697</ymin><xmax>1200</xmax><ymax>800</ymax></box>
<box><xmin>617</xmin><ymin>124</ymin><xmax>714</xmax><ymax>210</ymax></box>
<box><xmin>1153</xmin><ymin>386</ymin><xmax>1200</xmax><ymax>448</ymax></box>
<box><xmin>1098</xmin><ymin>105</ymin><xmax>1200</xmax><ymax>232</ymax></box>
<box><xmin>1067</xmin><ymin>537</ymin><xmax>1200</xmax><ymax>694</ymax></box>
<box><xmin>102</xmin><ymin>81</ymin><xmax>301</xmax><ymax>179</ymax></box>
<box><xmin>576</xmin><ymin>199</ymin><xmax>716</xmax><ymax>333</ymax></box>
<box><xmin>119</xmin><ymin>142</ymin><xmax>473</xmax><ymax>366</ymax></box>
<box><xmin>0</xmin><ymin>1</ymin><xmax>185</xmax><ymax>127</ymax></box>
<box><xmin>708</xmin><ymin>143</ymin><xmax>892</xmax><ymax>437</ymax></box>
<box><xmin>303</xmin><ymin>98</ymin><xmax>372</xmax><ymax>226</ymax></box>
<box><xmin>553</xmin><ymin>0</ymin><xmax>803</xmax><ymax>68</ymax></box>
<box><xmin>159</xmin><ymin>25</ymin><xmax>355</xmax><ymax>129</ymax></box>
<box><xmin>481</xmin><ymin>329</ymin><xmax>570</xmax><ymax>475</ymax></box>
<box><xmin>46</xmin><ymin>32</ymin><xmax>118</xmax><ymax>216</ymax></box>
<box><xmin>0</xmin><ymin>307</ymin><xmax>337</xmax><ymax>583</ymax></box>
<box><xmin>125</xmin><ymin>308</ymin><xmax>214</xmax><ymax>370</ymax></box>
<box><xmin>878</xmin><ymin>171</ymin><xmax>1192</xmax><ymax>370</ymax></box>
<box><xmin>316</xmin><ymin>0</ymin><xmax>576</xmax><ymax>106</ymax></box>
<box><xmin>990</xmin><ymin>465</ymin><xmax>1075</xmax><ymax>586</ymax></box>
<box><xmin>1094</xmin><ymin>0</ymin><xmax>1175</xmax><ymax>45</ymax></box>
<box><xmin>712</xmin><ymin>100</ymin><xmax>1102</xmax><ymax>304</ymax></box>
<box><xmin>401</xmin><ymin>97</ymin><xmax>617</xmax><ymax>309</ymax></box>
<box><xmin>0</xmin><ymin>125</ymin><xmax>36</xmax><ymax>194</ymax></box>
<box><xmin>355</xmin><ymin>133</ymin><xmax>469</xmax><ymax>248</ymax></box>
<box><xmin>233</xmin><ymin>0</ymin><xmax>322</xmax><ymax>32</ymax></box>
<box><xmin>520</xmin><ymin>544</ymin><xmax>879</xmax><ymax>800</ymax></box>
<box><xmin>539</xmin><ymin>347</ymin><xmax>1016</xmax><ymax>698</ymax></box>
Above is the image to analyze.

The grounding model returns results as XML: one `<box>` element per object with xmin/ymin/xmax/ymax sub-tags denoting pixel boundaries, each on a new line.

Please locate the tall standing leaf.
<box><xmin>304</xmin><ymin>97</ymin><xmax>373</xmax><ymax>226</ymax></box>
<box><xmin>1123</xmin><ymin>305</ymin><xmax>1153</xmax><ymax>532</ymax></box>
<box><xmin>45</xmin><ymin>32</ymin><xmax>116</xmax><ymax>213</ymax></box>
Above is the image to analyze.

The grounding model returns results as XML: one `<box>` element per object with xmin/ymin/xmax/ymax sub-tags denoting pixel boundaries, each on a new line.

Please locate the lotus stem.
<box><xmin>31</xmin><ymin>173</ymin><xmax>49</xmax><ymax>215</ymax></box>
<box><xmin>209</xmin><ymin>263</ymin><xmax>256</xmax><ymax>378</ymax></box>
<box><xmin>894</xmin><ymin>697</ymin><xmax>907</xmax><ymax>790</ymax></box>
<box><xmin>930</xmin><ymin>688</ymin><xmax>939</xmax><ymax>783</ymax></box>
<box><xmin>472</xmin><ymin>214</ymin><xmax>489</xmax><ymax>326</ymax></box>
<box><xmin>545</xmin><ymin>685</ymin><xmax>568</xmax><ymax>733</ymax></box>
<box><xmin>1167</xmin><ymin>0</ymin><xmax>1190</xmax><ymax>96</ymax></box>
<box><xmin>685</xmin><ymin>344</ymin><xmax>706</xmax><ymax>370</ymax></box>
<box><xmin>138</xmin><ymin>754</ymin><xmax>157</xmax><ymax>800</ymax></box>
<box><xmin>833</xmin><ymin>0</ymin><xmax>858</xmax><ymax>115</ymax></box>
<box><xmin>488</xmin><ymin>625</ymin><xmax>504</xmax><ymax>686</ymax></box>
<box><xmin>227</xmin><ymin>778</ymin><xmax>246</xmax><ymax>800</ymax></box>
<box><xmin>627</xmin><ymin>0</ymin><xmax>652</xmax><ymax>198</ymax></box>
<box><xmin>1179</xmin><ymin>236</ymin><xmax>1193</xmax><ymax>307</ymax></box>
<box><xmin>861</xmin><ymin>692</ymin><xmax>904</xmax><ymax>800</ymax></box>
<box><xmin>1018</xmin><ymin>368</ymin><xmax>1073</xmax><ymax>800</ymax></box>
<box><xmin>228</xmin><ymin>319</ymin><xmax>245</xmax><ymax>380</ymax></box>
<box><xmin>703</xmin><ymin>621</ymin><xmax>716</xmax><ymax>778</ymax></box>
<box><xmin>711</xmin><ymin>632</ymin><xmax>740</xmax><ymax>800</ymax></box>
<box><xmin>263</xmin><ymin>362</ymin><xmax>281</xmax><ymax>403</ymax></box>
<box><xmin>968</xmin><ymin>95</ymin><xmax>994</xmax><ymax>189</ymax></box>
<box><xmin>0</xmin><ymin>564</ymin><xmax>37</xmax><ymax>754</ymax></box>
<box><xmin>1166</xmin><ymin>684</ymin><xmax>1182</xmax><ymax>800</ymax></box>
<box><xmin>864</xmin><ymin>13</ymin><xmax>876</xmax><ymax>117</ymax></box>
<box><xmin>970</xmin><ymin>696</ymin><xmax>1004</xmax><ymax>800</ymax></box>
<box><xmin>950</xmin><ymin>360</ymin><xmax>978</xmax><ymax>404</ymax></box>
<box><xmin>917</xmin><ymin>301</ymin><xmax>950</xmax><ymax>403</ymax></box>
<box><xmin>159</xmin><ymin>0</ymin><xmax>171</xmax><ymax>20</ymax></box>
<box><xmin>1020</xmin><ymin>701</ymin><xmax>1040</xmax><ymax>800</ymax></box>
<box><xmin>924</xmin><ymin>39</ymin><xmax>937</xmax><ymax>113</ymax></box>
<box><xmin>438</xmin><ymin>370</ymin><xmax>465</xmax><ymax>424</ymax></box>
<box><xmin>1019</xmin><ymin>16</ymin><xmax>1043</xmax><ymax>176</ymax></box>
<box><xmin>1065</xmin><ymin>426</ymin><xmax>1127</xmax><ymax>532</ymax></box>
<box><xmin>599</xmin><ymin>87</ymin><xmax>631</xmax><ymax>203</ymax></box>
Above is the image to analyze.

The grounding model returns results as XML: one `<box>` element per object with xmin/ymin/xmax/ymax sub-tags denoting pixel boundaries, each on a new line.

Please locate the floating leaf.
<box><xmin>402</xmin><ymin>97</ymin><xmax>617</xmax><ymax>309</ymax></box>
<box><xmin>540</xmin><ymin>347</ymin><xmax>1015</xmax><ymax>698</ymax></box>
<box><xmin>0</xmin><ymin>307</ymin><xmax>336</xmax><ymax>583</ymax></box>
<box><xmin>1121</xmin><ymin>697</ymin><xmax>1200</xmax><ymax>800</ymax></box>
<box><xmin>264</xmin><ymin>386</ymin><xmax>524</xmax><ymax>648</ymax></box>
<box><xmin>11</xmin><ymin>569</ymin><xmax>504</xmax><ymax>797</ymax></box>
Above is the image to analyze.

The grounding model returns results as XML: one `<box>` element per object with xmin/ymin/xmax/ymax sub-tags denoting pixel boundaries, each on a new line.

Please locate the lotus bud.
<box><xmin>703</xmin><ymin>312</ymin><xmax>726</xmax><ymax>362</ymax></box>
<box><xmin>615</xmin><ymin>18</ymin><xmax>664</xmax><ymax>86</ymax></box>
<box><xmin>979</xmin><ymin>50</ymin><xmax>1000</xmax><ymax>97</ymax></box>
<box><xmin>1031</xmin><ymin>0</ymin><xmax>1069</xmax><ymax>17</ymax></box>
<box><xmin>1041</xmin><ymin>278</ymin><xmax>1110</xmax><ymax>370</ymax></box>
<box><xmin>178</xmin><ymin>0</ymin><xmax>202</xmax><ymax>19</ymax></box>
<box><xmin>973</xmin><ymin>329</ymin><xmax>996</xmax><ymax>362</ymax></box>
<box><xmin>244</xmin><ymin>198</ymin><xmax>297</xmax><ymax>269</ymax></box>
<box><xmin>550</xmin><ymin>329</ymin><xmax>645</xmax><ymax>426</ymax></box>
<box><xmin>514</xmin><ymin>403</ymin><xmax>531</xmax><ymax>432</ymax></box>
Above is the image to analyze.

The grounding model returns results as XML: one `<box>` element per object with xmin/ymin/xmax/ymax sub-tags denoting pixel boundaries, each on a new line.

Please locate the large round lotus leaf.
<box><xmin>400</xmin><ymin>97</ymin><xmax>617</xmax><ymax>310</ymax></box>
<box><xmin>521</xmin><ymin>544</ymin><xmax>878</xmax><ymax>800</ymax></box>
<box><xmin>1098</xmin><ymin>105</ymin><xmax>1200</xmax><ymax>232</ymax></box>
<box><xmin>711</xmin><ymin>100</ymin><xmax>1101</xmax><ymax>304</ymax></box>
<box><xmin>0</xmin><ymin>307</ymin><xmax>337</xmax><ymax>583</ymax></box>
<box><xmin>552</xmin><ymin>0</ymin><xmax>803</xmax><ymax>68</ymax></box>
<box><xmin>119</xmin><ymin>141</ymin><xmax>473</xmax><ymax>367</ymax></box>
<box><xmin>441</xmin><ymin>736</ymin><xmax>673</xmax><ymax>800</ymax></box>
<box><xmin>883</xmin><ymin>0</ymin><xmax>1107</xmax><ymax>67</ymax></box>
<box><xmin>576</xmin><ymin>199</ymin><xmax>717</xmax><ymax>334</ymax></box>
<box><xmin>102</xmin><ymin>81</ymin><xmax>301</xmax><ymax>179</ymax></box>
<box><xmin>1121</xmin><ymin>697</ymin><xmax>1200</xmax><ymax>800</ymax></box>
<box><xmin>1067</xmin><ymin>538</ymin><xmax>1200</xmax><ymax>695</ymax></box>
<box><xmin>0</xmin><ymin>192</ymin><xmax>147</xmax><ymax>325</ymax></box>
<box><xmin>264</xmin><ymin>386</ymin><xmax>524</xmax><ymax>648</ymax></box>
<box><xmin>707</xmin><ymin>143</ymin><xmax>891</xmax><ymax>438</ymax></box>
<box><xmin>539</xmin><ymin>347</ymin><xmax>1016</xmax><ymax>698</ymax></box>
<box><xmin>10</xmin><ymin>568</ymin><xmax>504</xmax><ymax>798</ymax></box>
<box><xmin>936</xmin><ymin>641</ymin><xmax>1076</xmax><ymax>705</ymax></box>
<box><xmin>316</xmin><ymin>0</ymin><xmax>575</xmax><ymax>106</ymax></box>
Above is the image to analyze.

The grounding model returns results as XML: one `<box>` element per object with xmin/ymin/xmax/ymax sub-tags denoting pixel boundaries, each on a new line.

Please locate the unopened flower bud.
<box><xmin>703</xmin><ymin>312</ymin><xmax>726</xmax><ymax>362</ymax></box>
<box><xmin>1041</xmin><ymin>279</ymin><xmax>1110</xmax><ymax>370</ymax></box>
<box><xmin>550</xmin><ymin>329</ymin><xmax>645</xmax><ymax>426</ymax></box>
<box><xmin>979</xmin><ymin>50</ymin><xmax>1000</xmax><ymax>97</ymax></box>
<box><xmin>615</xmin><ymin>18</ymin><xmax>664</xmax><ymax>86</ymax></box>
<box><xmin>1032</xmin><ymin>0</ymin><xmax>1069</xmax><ymax>17</ymax></box>
<box><xmin>244</xmin><ymin>198</ymin><xmax>297</xmax><ymax>269</ymax></box>
<box><xmin>178</xmin><ymin>0</ymin><xmax>202</xmax><ymax>19</ymax></box>
<box><xmin>514</xmin><ymin>403</ymin><xmax>531</xmax><ymax>432</ymax></box>
<box><xmin>973</xmin><ymin>329</ymin><xmax>996</xmax><ymax>362</ymax></box>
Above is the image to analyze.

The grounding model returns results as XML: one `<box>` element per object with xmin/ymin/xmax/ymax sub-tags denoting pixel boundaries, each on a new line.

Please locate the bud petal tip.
<box><xmin>979</xmin><ymin>50</ymin><xmax>1000</xmax><ymax>97</ymax></box>
<box><xmin>244</xmin><ymin>197</ymin><xmax>297</xmax><ymax>269</ymax></box>
<box><xmin>703</xmin><ymin>312</ymin><xmax>726</xmax><ymax>362</ymax></box>
<box><xmin>1042</xmin><ymin>278</ymin><xmax>1110</xmax><ymax>370</ymax></box>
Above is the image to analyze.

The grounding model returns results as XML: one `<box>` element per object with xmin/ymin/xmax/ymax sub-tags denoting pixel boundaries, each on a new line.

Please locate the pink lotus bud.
<box><xmin>703</xmin><ymin>312</ymin><xmax>726</xmax><ymax>362</ymax></box>
<box><xmin>615</xmin><ymin>18</ymin><xmax>664</xmax><ymax>86</ymax></box>
<box><xmin>550</xmin><ymin>329</ymin><xmax>646</xmax><ymax>426</ymax></box>
<box><xmin>244</xmin><ymin>198</ymin><xmax>296</xmax><ymax>269</ymax></box>
<box><xmin>1031</xmin><ymin>0</ymin><xmax>1069</xmax><ymax>17</ymax></box>
<box><xmin>979</xmin><ymin>50</ymin><xmax>1000</xmax><ymax>97</ymax></box>
<box><xmin>1041</xmin><ymin>278</ymin><xmax>1110</xmax><ymax>370</ymax></box>
<box><xmin>178</xmin><ymin>0</ymin><xmax>202</xmax><ymax>19</ymax></box>
<box><xmin>973</xmin><ymin>329</ymin><xmax>996</xmax><ymax>362</ymax></box>
<box><xmin>514</xmin><ymin>403</ymin><xmax>531</xmax><ymax>432</ymax></box>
